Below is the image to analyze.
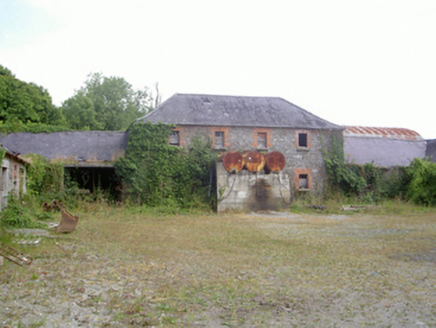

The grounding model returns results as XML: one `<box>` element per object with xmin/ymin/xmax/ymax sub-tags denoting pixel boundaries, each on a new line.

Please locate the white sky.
<box><xmin>1</xmin><ymin>0</ymin><xmax>436</xmax><ymax>138</ymax></box>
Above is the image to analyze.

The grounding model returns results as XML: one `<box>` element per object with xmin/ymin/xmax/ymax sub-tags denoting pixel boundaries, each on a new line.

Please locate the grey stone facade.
<box><xmin>173</xmin><ymin>125</ymin><xmax>343</xmax><ymax>196</ymax></box>
<box><xmin>137</xmin><ymin>94</ymin><xmax>345</xmax><ymax>201</ymax></box>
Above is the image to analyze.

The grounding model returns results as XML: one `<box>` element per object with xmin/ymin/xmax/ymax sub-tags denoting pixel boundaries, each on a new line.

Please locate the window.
<box><xmin>215</xmin><ymin>131</ymin><xmax>224</xmax><ymax>148</ymax></box>
<box><xmin>257</xmin><ymin>132</ymin><xmax>267</xmax><ymax>149</ymax></box>
<box><xmin>299</xmin><ymin>174</ymin><xmax>308</xmax><ymax>189</ymax></box>
<box><xmin>298</xmin><ymin>133</ymin><xmax>308</xmax><ymax>147</ymax></box>
<box><xmin>169</xmin><ymin>131</ymin><xmax>180</xmax><ymax>146</ymax></box>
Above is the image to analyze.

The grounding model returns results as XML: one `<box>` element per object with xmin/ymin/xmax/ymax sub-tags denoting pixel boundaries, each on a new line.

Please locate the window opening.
<box><xmin>299</xmin><ymin>174</ymin><xmax>308</xmax><ymax>189</ymax></box>
<box><xmin>169</xmin><ymin>131</ymin><xmax>180</xmax><ymax>146</ymax></box>
<box><xmin>257</xmin><ymin>132</ymin><xmax>267</xmax><ymax>148</ymax></box>
<box><xmin>215</xmin><ymin>131</ymin><xmax>224</xmax><ymax>148</ymax></box>
<box><xmin>298</xmin><ymin>133</ymin><xmax>308</xmax><ymax>147</ymax></box>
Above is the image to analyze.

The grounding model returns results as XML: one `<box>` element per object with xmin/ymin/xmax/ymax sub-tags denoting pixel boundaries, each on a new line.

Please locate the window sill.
<box><xmin>297</xmin><ymin>188</ymin><xmax>311</xmax><ymax>192</ymax></box>
<box><xmin>296</xmin><ymin>147</ymin><xmax>310</xmax><ymax>152</ymax></box>
<box><xmin>256</xmin><ymin>148</ymin><xmax>268</xmax><ymax>152</ymax></box>
<box><xmin>214</xmin><ymin>146</ymin><xmax>227</xmax><ymax>151</ymax></box>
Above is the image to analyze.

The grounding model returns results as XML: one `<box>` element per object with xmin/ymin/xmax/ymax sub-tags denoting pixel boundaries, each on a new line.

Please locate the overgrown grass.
<box><xmin>1</xmin><ymin>204</ymin><xmax>435</xmax><ymax>326</ymax></box>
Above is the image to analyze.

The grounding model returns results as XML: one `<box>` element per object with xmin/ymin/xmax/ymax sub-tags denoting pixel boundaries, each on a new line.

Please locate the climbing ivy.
<box><xmin>0</xmin><ymin>148</ymin><xmax>6</xmax><ymax>163</ymax></box>
<box><xmin>322</xmin><ymin>135</ymin><xmax>405</xmax><ymax>202</ymax></box>
<box><xmin>24</xmin><ymin>154</ymin><xmax>64</xmax><ymax>197</ymax></box>
<box><xmin>323</xmin><ymin>136</ymin><xmax>366</xmax><ymax>196</ymax></box>
<box><xmin>115</xmin><ymin>122</ymin><xmax>217</xmax><ymax>209</ymax></box>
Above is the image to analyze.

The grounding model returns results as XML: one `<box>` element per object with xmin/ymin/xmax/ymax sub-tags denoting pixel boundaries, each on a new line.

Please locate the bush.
<box><xmin>0</xmin><ymin>196</ymin><xmax>43</xmax><ymax>228</ymax></box>
<box><xmin>404</xmin><ymin>158</ymin><xmax>436</xmax><ymax>206</ymax></box>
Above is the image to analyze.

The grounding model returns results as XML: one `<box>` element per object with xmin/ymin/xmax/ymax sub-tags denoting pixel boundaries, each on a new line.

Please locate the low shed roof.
<box><xmin>344</xmin><ymin>126</ymin><xmax>426</xmax><ymax>167</ymax></box>
<box><xmin>426</xmin><ymin>139</ymin><xmax>436</xmax><ymax>162</ymax></box>
<box><xmin>0</xmin><ymin>131</ymin><xmax>128</xmax><ymax>165</ymax></box>
<box><xmin>138</xmin><ymin>93</ymin><xmax>343</xmax><ymax>130</ymax></box>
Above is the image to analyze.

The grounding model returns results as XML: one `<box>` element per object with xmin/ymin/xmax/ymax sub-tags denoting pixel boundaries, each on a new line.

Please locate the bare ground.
<box><xmin>1</xmin><ymin>208</ymin><xmax>435</xmax><ymax>327</ymax></box>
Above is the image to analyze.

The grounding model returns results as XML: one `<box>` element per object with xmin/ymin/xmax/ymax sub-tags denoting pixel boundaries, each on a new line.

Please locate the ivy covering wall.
<box><xmin>114</xmin><ymin>122</ymin><xmax>217</xmax><ymax>209</ymax></box>
<box><xmin>323</xmin><ymin>135</ymin><xmax>436</xmax><ymax>205</ymax></box>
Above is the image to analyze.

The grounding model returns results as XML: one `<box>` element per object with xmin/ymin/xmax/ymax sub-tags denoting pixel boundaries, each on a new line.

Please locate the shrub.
<box><xmin>404</xmin><ymin>158</ymin><xmax>436</xmax><ymax>206</ymax></box>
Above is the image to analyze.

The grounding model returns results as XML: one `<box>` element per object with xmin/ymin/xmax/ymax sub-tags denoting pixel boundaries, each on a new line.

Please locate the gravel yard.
<box><xmin>1</xmin><ymin>207</ymin><xmax>435</xmax><ymax>327</ymax></box>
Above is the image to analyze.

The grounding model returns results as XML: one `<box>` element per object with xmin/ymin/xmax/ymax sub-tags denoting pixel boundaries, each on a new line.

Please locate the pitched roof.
<box><xmin>137</xmin><ymin>93</ymin><xmax>343</xmax><ymax>130</ymax></box>
<box><xmin>344</xmin><ymin>126</ymin><xmax>423</xmax><ymax>140</ymax></box>
<box><xmin>0</xmin><ymin>131</ymin><xmax>128</xmax><ymax>164</ymax></box>
<box><xmin>426</xmin><ymin>139</ymin><xmax>436</xmax><ymax>162</ymax></box>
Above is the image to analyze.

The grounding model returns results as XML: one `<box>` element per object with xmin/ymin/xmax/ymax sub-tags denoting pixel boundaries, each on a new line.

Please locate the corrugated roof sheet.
<box><xmin>138</xmin><ymin>93</ymin><xmax>344</xmax><ymax>130</ymax></box>
<box><xmin>0</xmin><ymin>131</ymin><xmax>128</xmax><ymax>163</ymax></box>
<box><xmin>344</xmin><ymin>126</ymin><xmax>423</xmax><ymax>140</ymax></box>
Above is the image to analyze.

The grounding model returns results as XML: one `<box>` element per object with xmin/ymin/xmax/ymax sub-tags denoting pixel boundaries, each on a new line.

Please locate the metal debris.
<box><xmin>16</xmin><ymin>238</ymin><xmax>41</xmax><ymax>245</ymax></box>
<box><xmin>41</xmin><ymin>199</ymin><xmax>63</xmax><ymax>212</ymax></box>
<box><xmin>0</xmin><ymin>242</ymin><xmax>33</xmax><ymax>266</ymax></box>
<box><xmin>56</xmin><ymin>210</ymin><xmax>79</xmax><ymax>233</ymax></box>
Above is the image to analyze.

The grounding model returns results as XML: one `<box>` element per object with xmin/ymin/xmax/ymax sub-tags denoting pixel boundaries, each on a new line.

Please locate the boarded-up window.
<box><xmin>257</xmin><ymin>132</ymin><xmax>267</xmax><ymax>148</ymax></box>
<box><xmin>298</xmin><ymin>133</ymin><xmax>308</xmax><ymax>147</ymax></box>
<box><xmin>215</xmin><ymin>131</ymin><xmax>224</xmax><ymax>148</ymax></box>
<box><xmin>299</xmin><ymin>174</ymin><xmax>308</xmax><ymax>188</ymax></box>
<box><xmin>169</xmin><ymin>131</ymin><xmax>180</xmax><ymax>146</ymax></box>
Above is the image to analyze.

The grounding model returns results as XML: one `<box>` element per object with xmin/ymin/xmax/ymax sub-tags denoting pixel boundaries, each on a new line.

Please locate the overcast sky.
<box><xmin>1</xmin><ymin>0</ymin><xmax>435</xmax><ymax>138</ymax></box>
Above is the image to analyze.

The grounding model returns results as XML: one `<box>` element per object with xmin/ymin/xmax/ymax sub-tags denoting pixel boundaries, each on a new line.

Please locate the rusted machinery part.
<box><xmin>0</xmin><ymin>243</ymin><xmax>33</xmax><ymax>266</ymax></box>
<box><xmin>41</xmin><ymin>199</ymin><xmax>63</xmax><ymax>212</ymax></box>
<box><xmin>56</xmin><ymin>210</ymin><xmax>79</xmax><ymax>233</ymax></box>
<box><xmin>222</xmin><ymin>151</ymin><xmax>245</xmax><ymax>173</ymax></box>
<box><xmin>243</xmin><ymin>151</ymin><xmax>265</xmax><ymax>173</ymax></box>
<box><xmin>264</xmin><ymin>151</ymin><xmax>286</xmax><ymax>173</ymax></box>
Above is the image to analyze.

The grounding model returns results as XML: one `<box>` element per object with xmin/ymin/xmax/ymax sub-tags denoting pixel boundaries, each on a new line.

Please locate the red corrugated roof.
<box><xmin>344</xmin><ymin>126</ymin><xmax>423</xmax><ymax>140</ymax></box>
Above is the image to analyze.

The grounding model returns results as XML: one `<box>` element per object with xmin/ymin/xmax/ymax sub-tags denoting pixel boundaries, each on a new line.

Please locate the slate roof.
<box><xmin>426</xmin><ymin>139</ymin><xmax>436</xmax><ymax>162</ymax></box>
<box><xmin>137</xmin><ymin>94</ymin><xmax>343</xmax><ymax>130</ymax></box>
<box><xmin>343</xmin><ymin>126</ymin><xmax>426</xmax><ymax>167</ymax></box>
<box><xmin>0</xmin><ymin>131</ymin><xmax>128</xmax><ymax>165</ymax></box>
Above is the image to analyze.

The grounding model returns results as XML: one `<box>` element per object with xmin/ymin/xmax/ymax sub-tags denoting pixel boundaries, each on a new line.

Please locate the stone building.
<box><xmin>1</xmin><ymin>146</ymin><xmax>29</xmax><ymax>210</ymax></box>
<box><xmin>137</xmin><ymin>93</ymin><xmax>344</xmax><ymax>201</ymax></box>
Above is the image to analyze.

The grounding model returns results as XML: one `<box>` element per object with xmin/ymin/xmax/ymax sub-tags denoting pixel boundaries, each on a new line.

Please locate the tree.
<box><xmin>0</xmin><ymin>65</ymin><xmax>66</xmax><ymax>132</ymax></box>
<box><xmin>62</xmin><ymin>73</ymin><xmax>155</xmax><ymax>131</ymax></box>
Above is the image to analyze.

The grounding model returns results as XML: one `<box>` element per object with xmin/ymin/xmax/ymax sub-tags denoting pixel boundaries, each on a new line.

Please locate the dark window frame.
<box><xmin>299</xmin><ymin>174</ymin><xmax>309</xmax><ymax>189</ymax></box>
<box><xmin>298</xmin><ymin>133</ymin><xmax>308</xmax><ymax>147</ymax></box>
<box><xmin>169</xmin><ymin>131</ymin><xmax>180</xmax><ymax>146</ymax></box>
<box><xmin>215</xmin><ymin>131</ymin><xmax>225</xmax><ymax>148</ymax></box>
<box><xmin>257</xmin><ymin>132</ymin><xmax>267</xmax><ymax>149</ymax></box>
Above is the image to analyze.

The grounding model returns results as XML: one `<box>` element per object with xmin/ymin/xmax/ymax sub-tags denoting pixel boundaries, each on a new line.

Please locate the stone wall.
<box><xmin>174</xmin><ymin>125</ymin><xmax>343</xmax><ymax>197</ymax></box>
<box><xmin>1</xmin><ymin>154</ymin><xmax>27</xmax><ymax>210</ymax></box>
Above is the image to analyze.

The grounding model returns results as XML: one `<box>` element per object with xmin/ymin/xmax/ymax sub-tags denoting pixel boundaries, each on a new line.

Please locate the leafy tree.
<box><xmin>62</xmin><ymin>73</ymin><xmax>154</xmax><ymax>131</ymax></box>
<box><xmin>0</xmin><ymin>65</ymin><xmax>66</xmax><ymax>132</ymax></box>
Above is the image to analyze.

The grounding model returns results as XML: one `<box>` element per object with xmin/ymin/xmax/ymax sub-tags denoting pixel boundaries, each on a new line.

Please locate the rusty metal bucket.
<box><xmin>56</xmin><ymin>210</ymin><xmax>79</xmax><ymax>233</ymax></box>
